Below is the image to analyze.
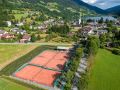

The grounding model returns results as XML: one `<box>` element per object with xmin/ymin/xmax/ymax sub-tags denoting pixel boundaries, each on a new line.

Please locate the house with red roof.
<box><xmin>20</xmin><ymin>34</ymin><xmax>31</xmax><ymax>43</ymax></box>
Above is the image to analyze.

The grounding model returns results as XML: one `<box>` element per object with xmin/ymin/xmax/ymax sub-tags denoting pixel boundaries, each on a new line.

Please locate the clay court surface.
<box><xmin>29</xmin><ymin>50</ymin><xmax>68</xmax><ymax>70</ymax></box>
<box><xmin>15</xmin><ymin>65</ymin><xmax>61</xmax><ymax>86</ymax></box>
<box><xmin>14</xmin><ymin>50</ymin><xmax>69</xmax><ymax>86</ymax></box>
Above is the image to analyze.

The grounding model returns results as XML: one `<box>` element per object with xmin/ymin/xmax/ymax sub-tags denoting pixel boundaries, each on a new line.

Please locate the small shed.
<box><xmin>57</xmin><ymin>46</ymin><xmax>70</xmax><ymax>51</ymax></box>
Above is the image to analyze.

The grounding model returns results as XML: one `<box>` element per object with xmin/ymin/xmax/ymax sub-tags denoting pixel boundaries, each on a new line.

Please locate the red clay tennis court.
<box><xmin>14</xmin><ymin>50</ymin><xmax>69</xmax><ymax>86</ymax></box>
<box><xmin>29</xmin><ymin>50</ymin><xmax>69</xmax><ymax>71</ymax></box>
<box><xmin>15</xmin><ymin>65</ymin><xmax>61</xmax><ymax>86</ymax></box>
<box><xmin>33</xmin><ymin>69</ymin><xmax>61</xmax><ymax>86</ymax></box>
<box><xmin>15</xmin><ymin>65</ymin><xmax>42</xmax><ymax>81</ymax></box>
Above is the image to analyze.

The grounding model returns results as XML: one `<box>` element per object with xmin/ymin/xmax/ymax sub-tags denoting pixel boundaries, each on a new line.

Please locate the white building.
<box><xmin>16</xmin><ymin>22</ymin><xmax>24</xmax><ymax>27</ymax></box>
<box><xmin>6</xmin><ymin>21</ymin><xmax>12</xmax><ymax>27</ymax></box>
<box><xmin>79</xmin><ymin>18</ymin><xmax>81</xmax><ymax>25</ymax></box>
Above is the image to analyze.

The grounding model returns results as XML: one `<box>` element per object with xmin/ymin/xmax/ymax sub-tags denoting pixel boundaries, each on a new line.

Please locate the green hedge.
<box><xmin>0</xmin><ymin>45</ymin><xmax>55</xmax><ymax>75</ymax></box>
<box><xmin>112</xmin><ymin>48</ymin><xmax>120</xmax><ymax>55</ymax></box>
<box><xmin>64</xmin><ymin>48</ymin><xmax>83</xmax><ymax>90</ymax></box>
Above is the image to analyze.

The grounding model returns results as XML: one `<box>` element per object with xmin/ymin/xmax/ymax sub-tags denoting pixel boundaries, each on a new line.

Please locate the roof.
<box><xmin>17</xmin><ymin>30</ymin><xmax>26</xmax><ymax>33</ymax></box>
<box><xmin>0</xmin><ymin>30</ymin><xmax>6</xmax><ymax>34</ymax></box>
<box><xmin>22</xmin><ymin>34</ymin><xmax>31</xmax><ymax>39</ymax></box>
<box><xmin>1</xmin><ymin>33</ymin><xmax>14</xmax><ymax>38</ymax></box>
<box><xmin>11</xmin><ymin>28</ymin><xmax>19</xmax><ymax>31</ymax></box>
<box><xmin>57</xmin><ymin>46</ymin><xmax>70</xmax><ymax>50</ymax></box>
<box><xmin>97</xmin><ymin>30</ymin><xmax>108</xmax><ymax>32</ymax></box>
<box><xmin>11</xmin><ymin>28</ymin><xmax>26</xmax><ymax>33</ymax></box>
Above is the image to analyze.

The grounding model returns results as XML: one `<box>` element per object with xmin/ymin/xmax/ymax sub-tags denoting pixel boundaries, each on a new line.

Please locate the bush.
<box><xmin>112</xmin><ymin>48</ymin><xmax>120</xmax><ymax>55</ymax></box>
<box><xmin>78</xmin><ymin>75</ymin><xmax>88</xmax><ymax>90</ymax></box>
<box><xmin>76</xmin><ymin>48</ymin><xmax>83</xmax><ymax>58</ymax></box>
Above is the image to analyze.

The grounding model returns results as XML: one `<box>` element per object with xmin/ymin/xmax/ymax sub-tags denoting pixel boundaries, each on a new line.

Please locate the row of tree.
<box><xmin>86</xmin><ymin>36</ymin><xmax>100</xmax><ymax>55</ymax></box>
<box><xmin>47</xmin><ymin>24</ymin><xmax>70</xmax><ymax>35</ymax></box>
<box><xmin>64</xmin><ymin>47</ymin><xmax>83</xmax><ymax>90</ymax></box>
<box><xmin>0</xmin><ymin>0</ymin><xmax>11</xmax><ymax>26</ymax></box>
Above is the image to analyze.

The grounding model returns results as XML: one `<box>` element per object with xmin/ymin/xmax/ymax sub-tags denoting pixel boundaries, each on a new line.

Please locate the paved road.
<box><xmin>0</xmin><ymin>43</ymin><xmax>73</xmax><ymax>46</ymax></box>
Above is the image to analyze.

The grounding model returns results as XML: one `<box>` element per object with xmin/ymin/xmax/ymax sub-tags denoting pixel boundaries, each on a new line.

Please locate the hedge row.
<box><xmin>105</xmin><ymin>47</ymin><xmax>120</xmax><ymax>55</ymax></box>
<box><xmin>112</xmin><ymin>48</ymin><xmax>120</xmax><ymax>55</ymax></box>
<box><xmin>64</xmin><ymin>47</ymin><xmax>83</xmax><ymax>90</ymax></box>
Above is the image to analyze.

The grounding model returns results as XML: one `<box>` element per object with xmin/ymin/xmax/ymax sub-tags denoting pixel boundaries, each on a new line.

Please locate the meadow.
<box><xmin>0</xmin><ymin>44</ymin><xmax>38</xmax><ymax>68</ymax></box>
<box><xmin>87</xmin><ymin>49</ymin><xmax>120</xmax><ymax>90</ymax></box>
<box><xmin>0</xmin><ymin>77</ymin><xmax>30</xmax><ymax>90</ymax></box>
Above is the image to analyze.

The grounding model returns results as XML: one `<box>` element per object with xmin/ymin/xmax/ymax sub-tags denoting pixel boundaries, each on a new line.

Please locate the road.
<box><xmin>0</xmin><ymin>42</ymin><xmax>73</xmax><ymax>46</ymax></box>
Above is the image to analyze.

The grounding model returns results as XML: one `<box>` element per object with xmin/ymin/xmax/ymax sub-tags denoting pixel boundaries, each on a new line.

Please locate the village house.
<box><xmin>6</xmin><ymin>21</ymin><xmax>12</xmax><ymax>27</ymax></box>
<box><xmin>58</xmin><ymin>20</ymin><xmax>64</xmax><ymax>25</ymax></box>
<box><xmin>96</xmin><ymin>23</ymin><xmax>107</xmax><ymax>29</ymax></box>
<box><xmin>44</xmin><ymin>19</ymin><xmax>55</xmax><ymax>25</ymax></box>
<box><xmin>37</xmin><ymin>24</ymin><xmax>47</xmax><ymax>32</ymax></box>
<box><xmin>16</xmin><ymin>30</ymin><xmax>26</xmax><ymax>35</ymax></box>
<box><xmin>1</xmin><ymin>33</ymin><xmax>15</xmax><ymax>39</ymax></box>
<box><xmin>15</xmin><ymin>22</ymin><xmax>24</xmax><ymax>27</ymax></box>
<box><xmin>11</xmin><ymin>28</ymin><xmax>26</xmax><ymax>35</ymax></box>
<box><xmin>20</xmin><ymin>34</ymin><xmax>31</xmax><ymax>43</ymax></box>
<box><xmin>81</xmin><ymin>26</ymin><xmax>94</xmax><ymax>36</ymax></box>
<box><xmin>0</xmin><ymin>30</ymin><xmax>8</xmax><ymax>39</ymax></box>
<box><xmin>68</xmin><ymin>32</ymin><xmax>75</xmax><ymax>37</ymax></box>
<box><xmin>94</xmin><ymin>29</ymin><xmax>108</xmax><ymax>35</ymax></box>
<box><xmin>71</xmin><ymin>20</ymin><xmax>81</xmax><ymax>27</ymax></box>
<box><xmin>38</xmin><ymin>24</ymin><xmax>47</xmax><ymax>30</ymax></box>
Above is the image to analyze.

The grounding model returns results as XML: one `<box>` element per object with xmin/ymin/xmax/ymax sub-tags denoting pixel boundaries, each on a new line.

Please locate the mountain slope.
<box><xmin>106</xmin><ymin>5</ymin><xmax>120</xmax><ymax>16</ymax></box>
<box><xmin>73</xmin><ymin>0</ymin><xmax>107</xmax><ymax>14</ymax></box>
<box><xmin>0</xmin><ymin>0</ymin><xmax>10</xmax><ymax>26</ymax></box>
<box><xmin>7</xmin><ymin>0</ymin><xmax>97</xmax><ymax>21</ymax></box>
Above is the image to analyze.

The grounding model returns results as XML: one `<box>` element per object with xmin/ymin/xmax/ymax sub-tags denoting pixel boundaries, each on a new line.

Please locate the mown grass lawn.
<box><xmin>118</xmin><ymin>27</ymin><xmax>120</xmax><ymax>31</ymax></box>
<box><xmin>0</xmin><ymin>44</ymin><xmax>38</xmax><ymax>68</ymax></box>
<box><xmin>0</xmin><ymin>77</ymin><xmax>30</xmax><ymax>90</ymax></box>
<box><xmin>14</xmin><ymin>14</ymin><xmax>28</xmax><ymax>20</ymax></box>
<box><xmin>87</xmin><ymin>49</ymin><xmax>120</xmax><ymax>90</ymax></box>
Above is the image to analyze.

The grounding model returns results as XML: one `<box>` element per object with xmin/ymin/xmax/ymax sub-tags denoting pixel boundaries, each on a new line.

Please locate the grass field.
<box><xmin>0</xmin><ymin>77</ymin><xmax>30</xmax><ymax>90</ymax></box>
<box><xmin>14</xmin><ymin>14</ymin><xmax>28</xmax><ymax>20</ymax></box>
<box><xmin>118</xmin><ymin>27</ymin><xmax>120</xmax><ymax>31</ymax></box>
<box><xmin>87</xmin><ymin>49</ymin><xmax>120</xmax><ymax>90</ymax></box>
<box><xmin>0</xmin><ymin>45</ymin><xmax>38</xmax><ymax>68</ymax></box>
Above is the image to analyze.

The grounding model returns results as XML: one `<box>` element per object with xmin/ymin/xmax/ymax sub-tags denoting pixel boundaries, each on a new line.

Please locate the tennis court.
<box><xmin>14</xmin><ymin>65</ymin><xmax>61</xmax><ymax>86</ymax></box>
<box><xmin>14</xmin><ymin>50</ymin><xmax>69</xmax><ymax>87</ymax></box>
<box><xmin>15</xmin><ymin>65</ymin><xmax>42</xmax><ymax>81</ymax></box>
<box><xmin>29</xmin><ymin>50</ymin><xmax>69</xmax><ymax>71</ymax></box>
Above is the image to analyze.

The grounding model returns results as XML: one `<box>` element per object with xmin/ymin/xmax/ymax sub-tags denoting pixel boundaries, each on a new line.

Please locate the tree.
<box><xmin>48</xmin><ymin>25</ymin><xmax>70</xmax><ymax>35</ymax></box>
<box><xmin>17</xmin><ymin>34</ymin><xmax>23</xmax><ymax>40</ymax></box>
<box><xmin>87</xmin><ymin>36</ymin><xmax>100</xmax><ymax>55</ymax></box>
<box><xmin>76</xmin><ymin>48</ymin><xmax>83</xmax><ymax>58</ymax></box>
<box><xmin>0</xmin><ymin>0</ymin><xmax>10</xmax><ymax>26</ymax></box>
<box><xmin>37</xmin><ymin>35</ymin><xmax>41</xmax><ymax>40</ymax></box>
<box><xmin>31</xmin><ymin>33</ymin><xmax>37</xmax><ymax>42</ymax></box>
<box><xmin>98</xmin><ymin>17</ymin><xmax>104</xmax><ymax>24</ymax></box>
<box><xmin>99</xmin><ymin>34</ymin><xmax>106</xmax><ymax>48</ymax></box>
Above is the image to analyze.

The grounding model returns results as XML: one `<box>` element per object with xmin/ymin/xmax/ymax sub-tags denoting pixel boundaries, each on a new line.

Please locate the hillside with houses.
<box><xmin>0</xmin><ymin>0</ymin><xmax>120</xmax><ymax>90</ymax></box>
